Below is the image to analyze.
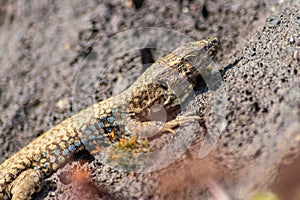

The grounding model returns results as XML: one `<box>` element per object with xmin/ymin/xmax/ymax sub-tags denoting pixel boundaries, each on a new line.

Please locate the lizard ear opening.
<box><xmin>157</xmin><ymin>81</ymin><xmax>169</xmax><ymax>91</ymax></box>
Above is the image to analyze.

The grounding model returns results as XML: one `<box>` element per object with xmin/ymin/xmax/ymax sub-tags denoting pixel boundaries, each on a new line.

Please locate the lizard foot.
<box><xmin>6</xmin><ymin>169</ymin><xmax>43</xmax><ymax>200</ymax></box>
<box><xmin>162</xmin><ymin>115</ymin><xmax>201</xmax><ymax>134</ymax></box>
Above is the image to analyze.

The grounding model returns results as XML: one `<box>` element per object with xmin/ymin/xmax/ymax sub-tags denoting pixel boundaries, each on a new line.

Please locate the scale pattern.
<box><xmin>0</xmin><ymin>37</ymin><xmax>219</xmax><ymax>200</ymax></box>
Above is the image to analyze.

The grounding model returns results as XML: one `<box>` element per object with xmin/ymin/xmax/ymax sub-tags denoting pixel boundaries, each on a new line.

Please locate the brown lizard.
<box><xmin>0</xmin><ymin>37</ymin><xmax>220</xmax><ymax>200</ymax></box>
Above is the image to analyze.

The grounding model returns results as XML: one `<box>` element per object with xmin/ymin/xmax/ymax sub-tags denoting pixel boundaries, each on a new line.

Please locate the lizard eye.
<box><xmin>184</xmin><ymin>53</ymin><xmax>199</xmax><ymax>65</ymax></box>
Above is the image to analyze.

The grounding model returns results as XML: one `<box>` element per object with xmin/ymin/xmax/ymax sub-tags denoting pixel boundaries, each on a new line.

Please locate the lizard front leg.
<box><xmin>126</xmin><ymin>115</ymin><xmax>201</xmax><ymax>139</ymax></box>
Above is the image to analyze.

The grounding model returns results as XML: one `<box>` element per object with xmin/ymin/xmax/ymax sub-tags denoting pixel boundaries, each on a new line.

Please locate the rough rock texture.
<box><xmin>0</xmin><ymin>0</ymin><xmax>299</xmax><ymax>199</ymax></box>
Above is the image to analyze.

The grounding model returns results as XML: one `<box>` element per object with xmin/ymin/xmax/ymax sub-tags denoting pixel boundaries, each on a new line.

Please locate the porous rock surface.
<box><xmin>0</xmin><ymin>1</ymin><xmax>299</xmax><ymax>199</ymax></box>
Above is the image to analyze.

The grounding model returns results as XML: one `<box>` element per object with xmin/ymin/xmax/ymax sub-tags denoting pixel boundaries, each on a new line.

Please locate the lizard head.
<box><xmin>155</xmin><ymin>37</ymin><xmax>221</xmax><ymax>106</ymax></box>
<box><xmin>172</xmin><ymin>37</ymin><xmax>220</xmax><ymax>70</ymax></box>
<box><xmin>156</xmin><ymin>37</ymin><xmax>220</xmax><ymax>80</ymax></box>
<box><xmin>182</xmin><ymin>37</ymin><xmax>220</xmax><ymax>58</ymax></box>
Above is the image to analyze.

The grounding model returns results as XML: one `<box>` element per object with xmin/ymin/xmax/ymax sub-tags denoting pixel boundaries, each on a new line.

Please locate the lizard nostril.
<box><xmin>148</xmin><ymin>104</ymin><xmax>167</xmax><ymax>123</ymax></box>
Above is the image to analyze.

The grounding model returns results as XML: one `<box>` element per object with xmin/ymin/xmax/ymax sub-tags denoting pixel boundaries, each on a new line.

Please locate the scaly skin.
<box><xmin>0</xmin><ymin>37</ymin><xmax>219</xmax><ymax>200</ymax></box>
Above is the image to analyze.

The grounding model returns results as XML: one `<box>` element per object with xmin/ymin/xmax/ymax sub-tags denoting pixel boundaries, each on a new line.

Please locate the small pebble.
<box><xmin>288</xmin><ymin>36</ymin><xmax>295</xmax><ymax>44</ymax></box>
<box><xmin>56</xmin><ymin>98</ymin><xmax>69</xmax><ymax>109</ymax></box>
<box><xmin>267</xmin><ymin>17</ymin><xmax>280</xmax><ymax>27</ymax></box>
<box><xmin>270</xmin><ymin>6</ymin><xmax>276</xmax><ymax>12</ymax></box>
<box><xmin>182</xmin><ymin>6</ymin><xmax>189</xmax><ymax>14</ymax></box>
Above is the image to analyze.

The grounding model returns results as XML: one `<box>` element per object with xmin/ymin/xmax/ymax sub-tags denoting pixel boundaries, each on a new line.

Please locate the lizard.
<box><xmin>0</xmin><ymin>37</ymin><xmax>220</xmax><ymax>200</ymax></box>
